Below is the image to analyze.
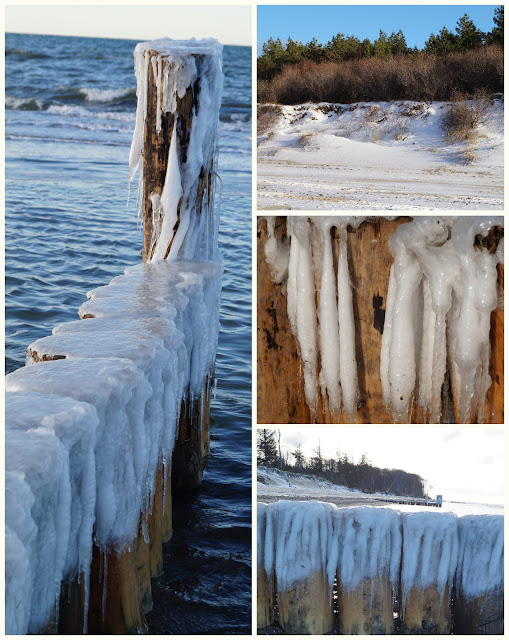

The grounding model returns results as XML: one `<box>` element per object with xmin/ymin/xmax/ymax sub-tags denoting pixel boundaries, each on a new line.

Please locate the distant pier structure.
<box><xmin>376</xmin><ymin>494</ymin><xmax>443</xmax><ymax>507</ymax></box>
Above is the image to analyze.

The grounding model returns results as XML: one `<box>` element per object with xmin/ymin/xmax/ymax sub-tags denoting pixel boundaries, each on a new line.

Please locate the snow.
<box><xmin>381</xmin><ymin>216</ymin><xmax>503</xmax><ymax>423</ymax></box>
<box><xmin>257</xmin><ymin>99</ymin><xmax>504</xmax><ymax>210</ymax></box>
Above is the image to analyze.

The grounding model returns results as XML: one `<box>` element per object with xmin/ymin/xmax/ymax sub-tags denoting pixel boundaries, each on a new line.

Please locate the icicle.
<box><xmin>317</xmin><ymin>218</ymin><xmax>341</xmax><ymax>414</ymax></box>
<box><xmin>336</xmin><ymin>225</ymin><xmax>359</xmax><ymax>419</ymax></box>
<box><xmin>292</xmin><ymin>219</ymin><xmax>319</xmax><ymax>418</ymax></box>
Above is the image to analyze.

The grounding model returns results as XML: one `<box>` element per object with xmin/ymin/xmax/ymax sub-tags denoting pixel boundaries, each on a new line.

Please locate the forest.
<box><xmin>258</xmin><ymin>9</ymin><xmax>504</xmax><ymax>104</ymax></box>
<box><xmin>257</xmin><ymin>429</ymin><xmax>427</xmax><ymax>498</ymax></box>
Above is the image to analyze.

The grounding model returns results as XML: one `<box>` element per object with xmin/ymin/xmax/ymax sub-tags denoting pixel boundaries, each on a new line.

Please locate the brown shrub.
<box><xmin>257</xmin><ymin>104</ymin><xmax>283</xmax><ymax>135</ymax></box>
<box><xmin>258</xmin><ymin>46</ymin><xmax>504</xmax><ymax>105</ymax></box>
<box><xmin>441</xmin><ymin>90</ymin><xmax>492</xmax><ymax>142</ymax></box>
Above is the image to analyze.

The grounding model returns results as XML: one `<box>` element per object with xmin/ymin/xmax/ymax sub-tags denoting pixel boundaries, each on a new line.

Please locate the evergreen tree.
<box><xmin>292</xmin><ymin>442</ymin><xmax>306</xmax><ymax>471</ymax></box>
<box><xmin>425</xmin><ymin>26</ymin><xmax>458</xmax><ymax>55</ymax></box>
<box><xmin>257</xmin><ymin>429</ymin><xmax>279</xmax><ymax>467</ymax></box>
<box><xmin>373</xmin><ymin>30</ymin><xmax>392</xmax><ymax>58</ymax></box>
<box><xmin>486</xmin><ymin>6</ymin><xmax>504</xmax><ymax>45</ymax></box>
<box><xmin>455</xmin><ymin>13</ymin><xmax>485</xmax><ymax>50</ymax></box>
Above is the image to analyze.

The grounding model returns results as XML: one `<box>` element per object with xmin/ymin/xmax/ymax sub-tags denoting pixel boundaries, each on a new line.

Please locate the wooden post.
<box><xmin>338</xmin><ymin>576</ymin><xmax>394</xmax><ymax>634</ymax></box>
<box><xmin>277</xmin><ymin>571</ymin><xmax>334</xmax><ymax>634</ymax></box>
<box><xmin>148</xmin><ymin>465</ymin><xmax>164</xmax><ymax>578</ymax></box>
<box><xmin>87</xmin><ymin>545</ymin><xmax>146</xmax><ymax>634</ymax></box>
<box><xmin>136</xmin><ymin>521</ymin><xmax>153</xmax><ymax>615</ymax></box>
<box><xmin>401</xmin><ymin>583</ymin><xmax>452</xmax><ymax>634</ymax></box>
<box><xmin>257</xmin><ymin>217</ymin><xmax>504</xmax><ymax>424</ymax></box>
<box><xmin>138</xmin><ymin>44</ymin><xmax>220</xmax><ymax>263</ymax></box>
<box><xmin>453</xmin><ymin>587</ymin><xmax>504</xmax><ymax>634</ymax></box>
<box><xmin>257</xmin><ymin>568</ymin><xmax>275</xmax><ymax>629</ymax></box>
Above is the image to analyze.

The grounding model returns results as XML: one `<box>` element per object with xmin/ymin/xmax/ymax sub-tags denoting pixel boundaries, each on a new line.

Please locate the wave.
<box><xmin>46</xmin><ymin>104</ymin><xmax>135</xmax><ymax>122</ymax></box>
<box><xmin>53</xmin><ymin>86</ymin><xmax>137</xmax><ymax>106</ymax></box>
<box><xmin>5</xmin><ymin>95</ymin><xmax>43</xmax><ymax>111</ymax></box>
<box><xmin>5</xmin><ymin>47</ymin><xmax>49</xmax><ymax>60</ymax></box>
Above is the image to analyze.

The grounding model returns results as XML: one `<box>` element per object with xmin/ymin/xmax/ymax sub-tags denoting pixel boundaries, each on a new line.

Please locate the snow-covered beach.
<box><xmin>257</xmin><ymin>98</ymin><xmax>504</xmax><ymax>210</ymax></box>
<box><xmin>258</xmin><ymin>467</ymin><xmax>504</xmax><ymax>517</ymax></box>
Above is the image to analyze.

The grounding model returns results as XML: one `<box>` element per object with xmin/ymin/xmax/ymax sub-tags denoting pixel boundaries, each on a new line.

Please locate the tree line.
<box><xmin>258</xmin><ymin>8</ymin><xmax>503</xmax><ymax>81</ymax></box>
<box><xmin>258</xmin><ymin>429</ymin><xmax>428</xmax><ymax>498</ymax></box>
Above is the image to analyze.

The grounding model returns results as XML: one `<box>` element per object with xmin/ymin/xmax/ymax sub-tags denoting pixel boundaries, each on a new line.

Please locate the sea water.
<box><xmin>5</xmin><ymin>32</ymin><xmax>251</xmax><ymax>633</ymax></box>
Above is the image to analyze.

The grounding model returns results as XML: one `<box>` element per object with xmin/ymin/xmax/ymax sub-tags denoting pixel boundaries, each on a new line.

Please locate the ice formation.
<box><xmin>381</xmin><ymin>216</ymin><xmax>503</xmax><ymax>423</ymax></box>
<box><xmin>332</xmin><ymin>507</ymin><xmax>402</xmax><ymax>592</ymax></box>
<box><xmin>264</xmin><ymin>216</ymin><xmax>363</xmax><ymax>420</ymax></box>
<box><xmin>129</xmin><ymin>38</ymin><xmax>223</xmax><ymax>262</ymax></box>
<box><xmin>400</xmin><ymin>511</ymin><xmax>459</xmax><ymax>607</ymax></box>
<box><xmin>259</xmin><ymin>501</ymin><xmax>504</xmax><ymax>624</ymax></box>
<box><xmin>456</xmin><ymin>514</ymin><xmax>504</xmax><ymax>599</ymax></box>
<box><xmin>6</xmin><ymin>38</ymin><xmax>223</xmax><ymax>634</ymax></box>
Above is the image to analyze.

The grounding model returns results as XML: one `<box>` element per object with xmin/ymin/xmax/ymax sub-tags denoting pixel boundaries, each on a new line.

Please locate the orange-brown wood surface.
<box><xmin>257</xmin><ymin>217</ymin><xmax>504</xmax><ymax>425</ymax></box>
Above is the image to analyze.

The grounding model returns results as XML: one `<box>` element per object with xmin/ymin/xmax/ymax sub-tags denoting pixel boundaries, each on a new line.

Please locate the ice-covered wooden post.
<box><xmin>273</xmin><ymin>501</ymin><xmax>335</xmax><ymax>635</ymax></box>
<box><xmin>454</xmin><ymin>515</ymin><xmax>504</xmax><ymax>634</ymax></box>
<box><xmin>129</xmin><ymin>38</ymin><xmax>222</xmax><ymax>494</ymax></box>
<box><xmin>335</xmin><ymin>508</ymin><xmax>399</xmax><ymax>635</ymax></box>
<box><xmin>400</xmin><ymin>512</ymin><xmax>458</xmax><ymax>634</ymax></box>
<box><xmin>129</xmin><ymin>38</ymin><xmax>222</xmax><ymax>264</ymax></box>
<box><xmin>257</xmin><ymin>503</ymin><xmax>276</xmax><ymax>629</ymax></box>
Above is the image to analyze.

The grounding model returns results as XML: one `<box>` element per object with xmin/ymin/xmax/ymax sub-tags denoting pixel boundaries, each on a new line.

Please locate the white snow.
<box><xmin>257</xmin><ymin>99</ymin><xmax>504</xmax><ymax>210</ymax></box>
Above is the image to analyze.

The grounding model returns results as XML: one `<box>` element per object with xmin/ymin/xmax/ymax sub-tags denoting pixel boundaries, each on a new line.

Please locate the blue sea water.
<box><xmin>5</xmin><ymin>33</ymin><xmax>252</xmax><ymax>633</ymax></box>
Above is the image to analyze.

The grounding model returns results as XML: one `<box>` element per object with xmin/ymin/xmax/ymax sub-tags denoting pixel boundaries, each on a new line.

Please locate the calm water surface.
<box><xmin>5</xmin><ymin>32</ymin><xmax>252</xmax><ymax>633</ymax></box>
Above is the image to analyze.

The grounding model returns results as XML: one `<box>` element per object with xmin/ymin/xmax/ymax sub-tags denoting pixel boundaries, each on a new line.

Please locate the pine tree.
<box><xmin>455</xmin><ymin>13</ymin><xmax>485</xmax><ymax>50</ymax></box>
<box><xmin>292</xmin><ymin>442</ymin><xmax>306</xmax><ymax>471</ymax></box>
<box><xmin>257</xmin><ymin>429</ymin><xmax>279</xmax><ymax>467</ymax></box>
<box><xmin>486</xmin><ymin>6</ymin><xmax>504</xmax><ymax>45</ymax></box>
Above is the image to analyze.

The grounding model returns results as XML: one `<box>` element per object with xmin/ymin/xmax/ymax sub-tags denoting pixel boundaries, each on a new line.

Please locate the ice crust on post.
<box><xmin>381</xmin><ymin>216</ymin><xmax>503</xmax><ymax>423</ymax></box>
<box><xmin>129</xmin><ymin>38</ymin><xmax>223</xmax><ymax>262</ymax></box>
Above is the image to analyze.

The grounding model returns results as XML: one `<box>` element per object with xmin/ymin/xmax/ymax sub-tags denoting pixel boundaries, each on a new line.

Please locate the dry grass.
<box><xmin>257</xmin><ymin>104</ymin><xmax>283</xmax><ymax>135</ymax></box>
<box><xmin>297</xmin><ymin>132</ymin><xmax>315</xmax><ymax>148</ymax></box>
<box><xmin>441</xmin><ymin>91</ymin><xmax>492</xmax><ymax>142</ymax></box>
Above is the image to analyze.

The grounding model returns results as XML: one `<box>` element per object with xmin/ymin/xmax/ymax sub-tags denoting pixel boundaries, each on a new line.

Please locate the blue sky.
<box><xmin>258</xmin><ymin>5</ymin><xmax>500</xmax><ymax>54</ymax></box>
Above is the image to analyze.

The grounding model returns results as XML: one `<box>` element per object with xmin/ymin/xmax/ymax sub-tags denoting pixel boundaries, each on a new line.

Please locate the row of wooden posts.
<box><xmin>257</xmin><ymin>217</ymin><xmax>504</xmax><ymax>424</ymax></box>
<box><xmin>40</xmin><ymin>45</ymin><xmax>218</xmax><ymax>634</ymax></box>
<box><xmin>258</xmin><ymin>568</ymin><xmax>503</xmax><ymax>635</ymax></box>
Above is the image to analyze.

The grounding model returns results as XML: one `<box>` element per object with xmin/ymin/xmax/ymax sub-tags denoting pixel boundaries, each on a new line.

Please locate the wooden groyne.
<box><xmin>257</xmin><ymin>216</ymin><xmax>504</xmax><ymax>424</ymax></box>
<box><xmin>5</xmin><ymin>38</ymin><xmax>223</xmax><ymax>635</ymax></box>
<box><xmin>258</xmin><ymin>502</ymin><xmax>504</xmax><ymax>635</ymax></box>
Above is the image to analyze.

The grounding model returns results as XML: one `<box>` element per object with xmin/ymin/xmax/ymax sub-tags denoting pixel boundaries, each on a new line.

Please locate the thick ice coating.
<box><xmin>381</xmin><ymin>216</ymin><xmax>503</xmax><ymax>423</ymax></box>
<box><xmin>332</xmin><ymin>506</ymin><xmax>402</xmax><ymax>591</ymax></box>
<box><xmin>129</xmin><ymin>38</ymin><xmax>223</xmax><ymax>262</ymax></box>
<box><xmin>267</xmin><ymin>500</ymin><xmax>336</xmax><ymax>590</ymax></box>
<box><xmin>400</xmin><ymin>511</ymin><xmax>459</xmax><ymax>606</ymax></box>
<box><xmin>6</xmin><ymin>392</ymin><xmax>99</xmax><ymax>632</ymax></box>
<box><xmin>456</xmin><ymin>514</ymin><xmax>504</xmax><ymax>599</ymax></box>
<box><xmin>259</xmin><ymin>500</ymin><xmax>504</xmax><ymax>620</ymax></box>
<box><xmin>5</xmin><ymin>429</ymin><xmax>71</xmax><ymax>634</ymax></box>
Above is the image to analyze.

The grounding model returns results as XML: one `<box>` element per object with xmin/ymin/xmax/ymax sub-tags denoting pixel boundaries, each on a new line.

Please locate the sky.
<box><xmin>258</xmin><ymin>5</ymin><xmax>500</xmax><ymax>54</ymax></box>
<box><xmin>270</xmin><ymin>427</ymin><xmax>504</xmax><ymax>506</ymax></box>
<box><xmin>5</xmin><ymin>4</ymin><xmax>252</xmax><ymax>46</ymax></box>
